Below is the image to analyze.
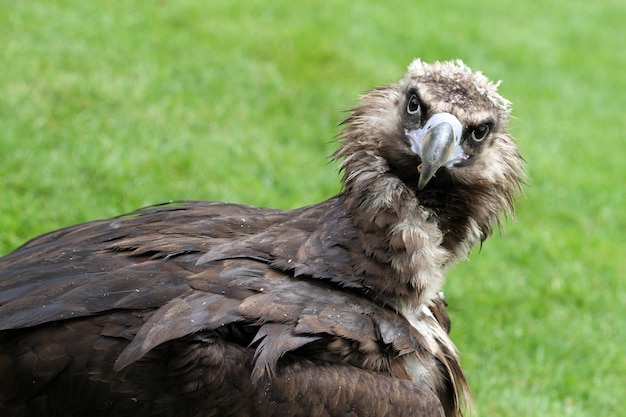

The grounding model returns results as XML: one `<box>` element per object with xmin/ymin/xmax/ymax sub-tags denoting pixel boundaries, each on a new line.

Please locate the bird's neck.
<box><xmin>338</xmin><ymin>151</ymin><xmax>452</xmax><ymax>307</ymax></box>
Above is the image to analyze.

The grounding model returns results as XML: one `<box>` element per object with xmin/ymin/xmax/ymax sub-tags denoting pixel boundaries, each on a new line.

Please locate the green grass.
<box><xmin>1</xmin><ymin>1</ymin><xmax>624</xmax><ymax>415</ymax></box>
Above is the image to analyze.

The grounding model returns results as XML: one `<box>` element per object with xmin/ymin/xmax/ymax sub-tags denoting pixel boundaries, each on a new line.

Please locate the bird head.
<box><xmin>335</xmin><ymin>58</ymin><xmax>525</xmax><ymax>252</ymax></box>
<box><xmin>396</xmin><ymin>59</ymin><xmax>522</xmax><ymax>192</ymax></box>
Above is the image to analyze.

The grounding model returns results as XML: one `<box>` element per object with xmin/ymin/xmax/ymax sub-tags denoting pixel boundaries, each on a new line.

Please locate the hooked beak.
<box><xmin>406</xmin><ymin>113</ymin><xmax>467</xmax><ymax>190</ymax></box>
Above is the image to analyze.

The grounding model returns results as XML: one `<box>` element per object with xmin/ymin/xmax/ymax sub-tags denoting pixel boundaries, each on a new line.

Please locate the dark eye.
<box><xmin>406</xmin><ymin>94</ymin><xmax>420</xmax><ymax>115</ymax></box>
<box><xmin>471</xmin><ymin>124</ymin><xmax>490</xmax><ymax>142</ymax></box>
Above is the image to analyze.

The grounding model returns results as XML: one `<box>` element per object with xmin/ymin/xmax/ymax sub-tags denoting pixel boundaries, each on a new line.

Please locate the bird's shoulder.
<box><xmin>0</xmin><ymin>199</ymin><xmax>353</xmax><ymax>329</ymax></box>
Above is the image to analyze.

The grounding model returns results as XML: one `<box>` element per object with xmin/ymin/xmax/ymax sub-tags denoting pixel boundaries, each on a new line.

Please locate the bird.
<box><xmin>0</xmin><ymin>58</ymin><xmax>524</xmax><ymax>417</ymax></box>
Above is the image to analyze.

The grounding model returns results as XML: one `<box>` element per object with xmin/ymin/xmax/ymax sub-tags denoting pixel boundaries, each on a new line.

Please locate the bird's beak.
<box><xmin>406</xmin><ymin>113</ymin><xmax>466</xmax><ymax>190</ymax></box>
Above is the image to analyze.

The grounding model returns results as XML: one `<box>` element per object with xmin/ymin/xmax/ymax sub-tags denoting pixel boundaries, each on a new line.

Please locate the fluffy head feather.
<box><xmin>335</xmin><ymin>58</ymin><xmax>524</xmax><ymax>304</ymax></box>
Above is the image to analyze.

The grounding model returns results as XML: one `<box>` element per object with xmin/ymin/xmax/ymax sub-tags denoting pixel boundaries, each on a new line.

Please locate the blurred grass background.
<box><xmin>1</xmin><ymin>0</ymin><xmax>624</xmax><ymax>415</ymax></box>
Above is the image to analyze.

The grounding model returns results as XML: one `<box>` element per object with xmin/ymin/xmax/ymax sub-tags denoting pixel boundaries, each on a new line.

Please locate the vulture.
<box><xmin>0</xmin><ymin>59</ymin><xmax>524</xmax><ymax>417</ymax></box>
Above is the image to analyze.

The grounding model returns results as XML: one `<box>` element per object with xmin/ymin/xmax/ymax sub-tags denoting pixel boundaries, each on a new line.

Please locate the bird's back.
<box><xmin>0</xmin><ymin>199</ymin><xmax>451</xmax><ymax>417</ymax></box>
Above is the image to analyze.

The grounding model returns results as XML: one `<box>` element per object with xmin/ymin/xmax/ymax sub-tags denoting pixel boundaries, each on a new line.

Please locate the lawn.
<box><xmin>1</xmin><ymin>1</ymin><xmax>624</xmax><ymax>416</ymax></box>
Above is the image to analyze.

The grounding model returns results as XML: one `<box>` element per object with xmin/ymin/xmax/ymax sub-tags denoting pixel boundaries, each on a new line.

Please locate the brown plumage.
<box><xmin>0</xmin><ymin>59</ymin><xmax>524</xmax><ymax>417</ymax></box>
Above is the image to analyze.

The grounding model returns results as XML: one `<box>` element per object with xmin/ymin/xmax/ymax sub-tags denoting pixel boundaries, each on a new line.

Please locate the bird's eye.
<box><xmin>471</xmin><ymin>124</ymin><xmax>490</xmax><ymax>142</ymax></box>
<box><xmin>406</xmin><ymin>94</ymin><xmax>420</xmax><ymax>115</ymax></box>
